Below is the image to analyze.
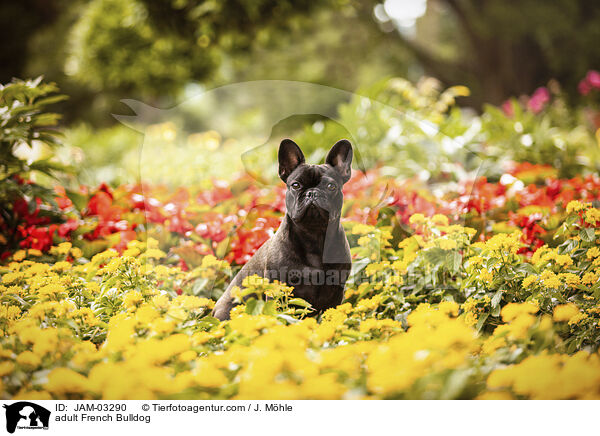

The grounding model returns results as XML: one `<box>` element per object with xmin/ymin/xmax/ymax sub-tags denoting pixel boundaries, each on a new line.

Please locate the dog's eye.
<box><xmin>290</xmin><ymin>182</ymin><xmax>301</xmax><ymax>189</ymax></box>
<box><xmin>327</xmin><ymin>183</ymin><xmax>337</xmax><ymax>191</ymax></box>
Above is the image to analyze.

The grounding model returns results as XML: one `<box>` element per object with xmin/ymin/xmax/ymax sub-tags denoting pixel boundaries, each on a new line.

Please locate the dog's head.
<box><xmin>278</xmin><ymin>139</ymin><xmax>353</xmax><ymax>229</ymax></box>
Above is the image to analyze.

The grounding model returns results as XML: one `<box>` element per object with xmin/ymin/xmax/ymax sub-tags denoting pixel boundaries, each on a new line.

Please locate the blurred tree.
<box><xmin>66</xmin><ymin>0</ymin><xmax>341</xmax><ymax>97</ymax></box>
<box><xmin>63</xmin><ymin>0</ymin><xmax>600</xmax><ymax>107</ymax></box>
<box><xmin>225</xmin><ymin>7</ymin><xmax>416</xmax><ymax>93</ymax></box>
<box><xmin>364</xmin><ymin>0</ymin><xmax>600</xmax><ymax>105</ymax></box>
<box><xmin>2</xmin><ymin>0</ymin><xmax>600</xmax><ymax>123</ymax></box>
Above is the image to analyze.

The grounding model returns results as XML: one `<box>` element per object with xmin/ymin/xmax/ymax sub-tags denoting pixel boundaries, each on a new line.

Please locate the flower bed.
<box><xmin>2</xmin><ymin>162</ymin><xmax>600</xmax><ymax>399</ymax></box>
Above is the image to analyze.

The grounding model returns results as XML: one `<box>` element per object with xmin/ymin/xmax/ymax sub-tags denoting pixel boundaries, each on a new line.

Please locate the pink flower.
<box><xmin>578</xmin><ymin>79</ymin><xmax>591</xmax><ymax>96</ymax></box>
<box><xmin>527</xmin><ymin>87</ymin><xmax>550</xmax><ymax>114</ymax></box>
<box><xmin>501</xmin><ymin>100</ymin><xmax>514</xmax><ymax>117</ymax></box>
<box><xmin>586</xmin><ymin>70</ymin><xmax>600</xmax><ymax>88</ymax></box>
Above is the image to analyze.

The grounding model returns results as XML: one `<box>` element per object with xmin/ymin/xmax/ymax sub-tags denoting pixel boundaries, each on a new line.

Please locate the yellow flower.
<box><xmin>484</xmin><ymin>231</ymin><xmax>522</xmax><ymax>255</ymax></box>
<box><xmin>554</xmin><ymin>255</ymin><xmax>573</xmax><ymax>267</ymax></box>
<box><xmin>12</xmin><ymin>250</ymin><xmax>26</xmax><ymax>261</ymax></box>
<box><xmin>193</xmin><ymin>361</ymin><xmax>228</xmax><ymax>388</ymax></box>
<box><xmin>501</xmin><ymin>301</ymin><xmax>538</xmax><ymax>322</ymax></box>
<box><xmin>0</xmin><ymin>305</ymin><xmax>21</xmax><ymax>320</ymax></box>
<box><xmin>45</xmin><ymin>368</ymin><xmax>88</xmax><ymax>394</ymax></box>
<box><xmin>438</xmin><ymin>238</ymin><xmax>457</xmax><ymax>250</ymax></box>
<box><xmin>152</xmin><ymin>294</ymin><xmax>170</xmax><ymax>310</ymax></box>
<box><xmin>566</xmin><ymin>200</ymin><xmax>587</xmax><ymax>214</ymax></box>
<box><xmin>16</xmin><ymin>351</ymin><xmax>41</xmax><ymax>367</ymax></box>
<box><xmin>540</xmin><ymin>270</ymin><xmax>561</xmax><ymax>289</ymax></box>
<box><xmin>587</xmin><ymin>247</ymin><xmax>600</xmax><ymax>260</ymax></box>
<box><xmin>431</xmin><ymin>214</ymin><xmax>449</xmax><ymax>226</ymax></box>
<box><xmin>559</xmin><ymin>273</ymin><xmax>580</xmax><ymax>287</ymax></box>
<box><xmin>477</xmin><ymin>391</ymin><xmax>513</xmax><ymax>400</ymax></box>
<box><xmin>553</xmin><ymin>304</ymin><xmax>581</xmax><ymax>322</ymax></box>
<box><xmin>0</xmin><ymin>361</ymin><xmax>15</xmax><ymax>377</ymax></box>
<box><xmin>479</xmin><ymin>268</ymin><xmax>494</xmax><ymax>283</ymax></box>
<box><xmin>357</xmin><ymin>236</ymin><xmax>371</xmax><ymax>247</ymax></box>
<box><xmin>351</xmin><ymin>223</ymin><xmax>375</xmax><ymax>235</ymax></box>
<box><xmin>438</xmin><ymin>301</ymin><xmax>459</xmax><ymax>316</ymax></box>
<box><xmin>568</xmin><ymin>313</ymin><xmax>588</xmax><ymax>325</ymax></box>
<box><xmin>179</xmin><ymin>350</ymin><xmax>197</xmax><ymax>362</ymax></box>
<box><xmin>123</xmin><ymin>247</ymin><xmax>141</xmax><ymax>257</ymax></box>
<box><xmin>191</xmin><ymin>331</ymin><xmax>213</xmax><ymax>345</ymax></box>
<box><xmin>2</xmin><ymin>272</ymin><xmax>22</xmax><ymax>284</ymax></box>
<box><xmin>482</xmin><ymin>336</ymin><xmax>506</xmax><ymax>355</ymax></box>
<box><xmin>150</xmin><ymin>317</ymin><xmax>175</xmax><ymax>334</ymax></box>
<box><xmin>50</xmin><ymin>261</ymin><xmax>71</xmax><ymax>272</ymax></box>
<box><xmin>581</xmin><ymin>272</ymin><xmax>599</xmax><ymax>286</ymax></box>
<box><xmin>123</xmin><ymin>291</ymin><xmax>144</xmax><ymax>309</ymax></box>
<box><xmin>409</xmin><ymin>213</ymin><xmax>425</xmax><ymax>225</ymax></box>
<box><xmin>135</xmin><ymin>305</ymin><xmax>159</xmax><ymax>324</ymax></box>
<box><xmin>584</xmin><ymin>208</ymin><xmax>600</xmax><ymax>224</ymax></box>
<box><xmin>464</xmin><ymin>312</ymin><xmax>478</xmax><ymax>326</ymax></box>
<box><xmin>522</xmin><ymin>276</ymin><xmax>538</xmax><ymax>288</ymax></box>
<box><xmin>57</xmin><ymin>242</ymin><xmax>72</xmax><ymax>255</ymax></box>
<box><xmin>91</xmin><ymin>248</ymin><xmax>119</xmax><ymax>265</ymax></box>
<box><xmin>143</xmin><ymin>248</ymin><xmax>167</xmax><ymax>259</ymax></box>
<box><xmin>71</xmin><ymin>247</ymin><xmax>83</xmax><ymax>259</ymax></box>
<box><xmin>13</xmin><ymin>390</ymin><xmax>52</xmax><ymax>401</ymax></box>
<box><xmin>468</xmin><ymin>256</ymin><xmax>483</xmax><ymax>267</ymax></box>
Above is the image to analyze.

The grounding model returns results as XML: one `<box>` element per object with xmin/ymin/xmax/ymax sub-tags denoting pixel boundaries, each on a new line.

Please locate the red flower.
<box><xmin>18</xmin><ymin>225</ymin><xmax>57</xmax><ymax>251</ymax></box>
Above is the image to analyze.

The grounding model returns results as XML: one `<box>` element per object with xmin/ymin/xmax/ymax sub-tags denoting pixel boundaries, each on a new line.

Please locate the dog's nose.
<box><xmin>305</xmin><ymin>189</ymin><xmax>319</xmax><ymax>200</ymax></box>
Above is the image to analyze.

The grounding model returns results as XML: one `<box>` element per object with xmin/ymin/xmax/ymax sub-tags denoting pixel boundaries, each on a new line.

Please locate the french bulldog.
<box><xmin>212</xmin><ymin>139</ymin><xmax>353</xmax><ymax>320</ymax></box>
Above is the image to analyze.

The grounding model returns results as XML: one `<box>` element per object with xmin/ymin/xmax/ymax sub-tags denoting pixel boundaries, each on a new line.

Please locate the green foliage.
<box><xmin>0</xmin><ymin>77</ymin><xmax>68</xmax><ymax>250</ymax></box>
<box><xmin>481</xmin><ymin>97</ymin><xmax>600</xmax><ymax>178</ymax></box>
<box><xmin>60</xmin><ymin>123</ymin><xmax>142</xmax><ymax>186</ymax></box>
<box><xmin>67</xmin><ymin>0</ymin><xmax>218</xmax><ymax>96</ymax></box>
<box><xmin>293</xmin><ymin>76</ymin><xmax>599</xmax><ymax>181</ymax></box>
<box><xmin>67</xmin><ymin>0</ymin><xmax>338</xmax><ymax>97</ymax></box>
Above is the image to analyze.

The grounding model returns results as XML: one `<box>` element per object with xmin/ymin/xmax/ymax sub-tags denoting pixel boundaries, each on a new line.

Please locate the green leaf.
<box><xmin>424</xmin><ymin>247</ymin><xmax>446</xmax><ymax>267</ymax></box>
<box><xmin>565</xmin><ymin>214</ymin><xmax>580</xmax><ymax>226</ymax></box>
<box><xmin>191</xmin><ymin>278</ymin><xmax>209</xmax><ymax>296</ymax></box>
<box><xmin>560</xmin><ymin>239</ymin><xmax>578</xmax><ymax>254</ymax></box>
<box><xmin>215</xmin><ymin>237</ymin><xmax>230</xmax><ymax>259</ymax></box>
<box><xmin>491</xmin><ymin>290</ymin><xmax>504</xmax><ymax>308</ymax></box>
<box><xmin>475</xmin><ymin>313</ymin><xmax>489</xmax><ymax>333</ymax></box>
<box><xmin>579</xmin><ymin>228</ymin><xmax>595</xmax><ymax>243</ymax></box>
<box><xmin>244</xmin><ymin>298</ymin><xmax>257</xmax><ymax>315</ymax></box>
<box><xmin>197</xmin><ymin>316</ymin><xmax>220</xmax><ymax>330</ymax></box>
<box><xmin>276</xmin><ymin>314</ymin><xmax>300</xmax><ymax>324</ymax></box>
<box><xmin>288</xmin><ymin>298</ymin><xmax>312</xmax><ymax>308</ymax></box>
<box><xmin>245</xmin><ymin>298</ymin><xmax>264</xmax><ymax>315</ymax></box>
<box><xmin>349</xmin><ymin>258</ymin><xmax>369</xmax><ymax>280</ymax></box>
<box><xmin>263</xmin><ymin>300</ymin><xmax>277</xmax><ymax>316</ymax></box>
<box><xmin>516</xmin><ymin>263</ymin><xmax>537</xmax><ymax>275</ymax></box>
<box><xmin>447</xmin><ymin>251</ymin><xmax>462</xmax><ymax>273</ymax></box>
<box><xmin>65</xmin><ymin>188</ymin><xmax>89</xmax><ymax>212</ymax></box>
<box><xmin>440</xmin><ymin>369</ymin><xmax>471</xmax><ymax>400</ymax></box>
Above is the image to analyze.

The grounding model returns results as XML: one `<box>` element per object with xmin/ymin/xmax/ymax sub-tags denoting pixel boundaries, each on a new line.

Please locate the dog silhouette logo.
<box><xmin>3</xmin><ymin>402</ymin><xmax>50</xmax><ymax>433</ymax></box>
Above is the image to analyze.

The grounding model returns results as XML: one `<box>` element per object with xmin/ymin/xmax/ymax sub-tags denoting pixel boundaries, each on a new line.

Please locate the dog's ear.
<box><xmin>326</xmin><ymin>139</ymin><xmax>353</xmax><ymax>183</ymax></box>
<box><xmin>279</xmin><ymin>139</ymin><xmax>305</xmax><ymax>182</ymax></box>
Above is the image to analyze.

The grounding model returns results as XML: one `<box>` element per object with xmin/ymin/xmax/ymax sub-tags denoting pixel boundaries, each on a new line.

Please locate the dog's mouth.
<box><xmin>296</xmin><ymin>201</ymin><xmax>329</xmax><ymax>224</ymax></box>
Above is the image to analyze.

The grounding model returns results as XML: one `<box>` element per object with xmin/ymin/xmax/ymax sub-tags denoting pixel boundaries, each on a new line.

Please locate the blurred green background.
<box><xmin>2</xmin><ymin>0</ymin><xmax>600</xmax><ymax>187</ymax></box>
